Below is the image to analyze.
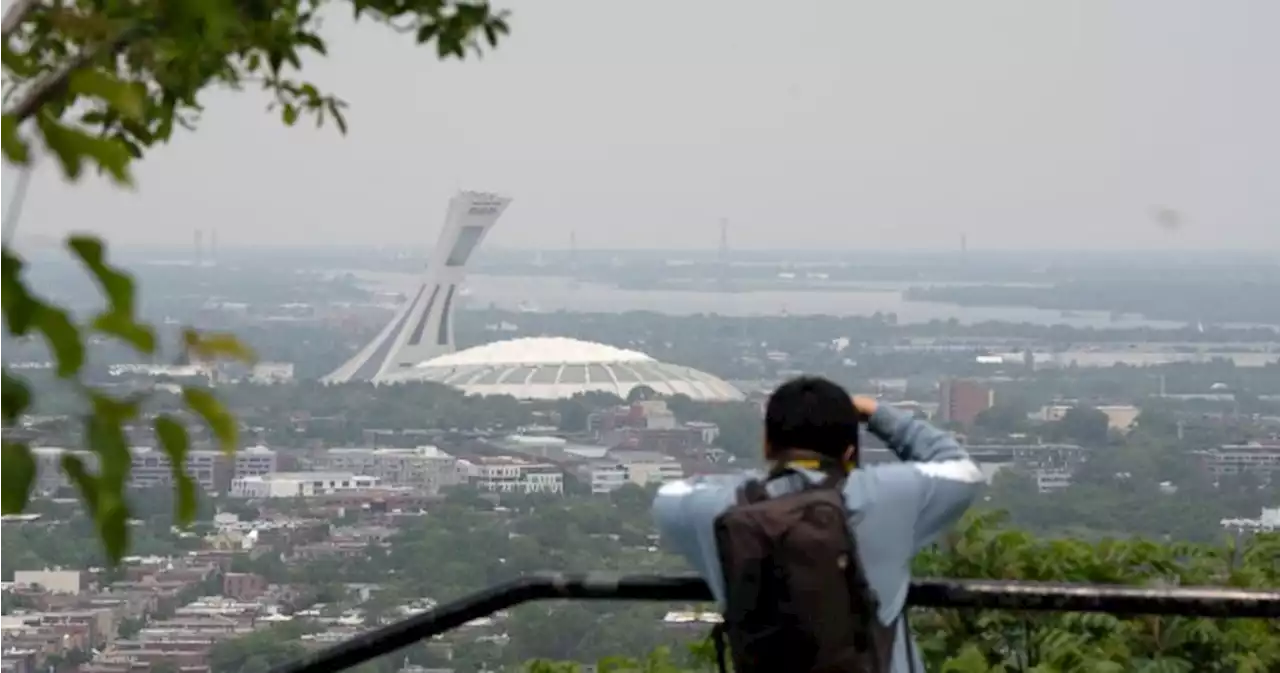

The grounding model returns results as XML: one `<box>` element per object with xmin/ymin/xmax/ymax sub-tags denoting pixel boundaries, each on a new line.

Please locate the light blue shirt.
<box><xmin>652</xmin><ymin>406</ymin><xmax>984</xmax><ymax>673</ymax></box>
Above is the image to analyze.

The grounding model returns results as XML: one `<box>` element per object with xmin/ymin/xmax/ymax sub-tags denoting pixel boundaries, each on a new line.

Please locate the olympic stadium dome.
<box><xmin>384</xmin><ymin>336</ymin><xmax>745</xmax><ymax>402</ymax></box>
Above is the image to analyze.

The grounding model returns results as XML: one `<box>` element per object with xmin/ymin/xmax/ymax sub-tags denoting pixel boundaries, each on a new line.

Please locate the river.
<box><xmin>346</xmin><ymin>272</ymin><xmax>1192</xmax><ymax>329</ymax></box>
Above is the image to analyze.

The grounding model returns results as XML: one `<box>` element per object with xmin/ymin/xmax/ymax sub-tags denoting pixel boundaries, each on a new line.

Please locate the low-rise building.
<box><xmin>316</xmin><ymin>446</ymin><xmax>461</xmax><ymax>493</ymax></box>
<box><xmin>1195</xmin><ymin>443</ymin><xmax>1280</xmax><ymax>482</ymax></box>
<box><xmin>229</xmin><ymin>472</ymin><xmax>380</xmax><ymax>498</ymax></box>
<box><xmin>586</xmin><ymin>451</ymin><xmax>684</xmax><ymax>494</ymax></box>
<box><xmin>130</xmin><ymin>447</ymin><xmax>231</xmax><ymax>493</ymax></box>
<box><xmin>460</xmin><ymin>457</ymin><xmax>563</xmax><ymax>495</ymax></box>
<box><xmin>866</xmin><ymin>442</ymin><xmax>1088</xmax><ymax>494</ymax></box>
<box><xmin>11</xmin><ymin>570</ymin><xmax>84</xmax><ymax>595</ymax></box>
<box><xmin>234</xmin><ymin>445</ymin><xmax>278</xmax><ymax>479</ymax></box>
<box><xmin>250</xmin><ymin>362</ymin><xmax>295</xmax><ymax>384</ymax></box>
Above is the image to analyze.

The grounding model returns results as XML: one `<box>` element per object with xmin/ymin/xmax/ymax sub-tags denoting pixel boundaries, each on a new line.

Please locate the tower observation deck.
<box><xmin>322</xmin><ymin>191</ymin><xmax>513</xmax><ymax>383</ymax></box>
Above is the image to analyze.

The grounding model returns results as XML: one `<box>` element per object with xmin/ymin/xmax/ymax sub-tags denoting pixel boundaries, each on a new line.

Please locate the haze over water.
<box><xmin>356</xmin><ymin>271</ymin><xmax>1191</xmax><ymax>328</ymax></box>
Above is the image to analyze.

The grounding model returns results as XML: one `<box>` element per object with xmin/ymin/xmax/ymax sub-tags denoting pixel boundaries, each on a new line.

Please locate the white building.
<box><xmin>382</xmin><ymin>337</ymin><xmax>745</xmax><ymax>402</ymax></box>
<box><xmin>1195</xmin><ymin>443</ymin><xmax>1280</xmax><ymax>482</ymax></box>
<box><xmin>1221</xmin><ymin>507</ymin><xmax>1280</xmax><ymax>533</ymax></box>
<box><xmin>460</xmin><ymin>457</ymin><xmax>563</xmax><ymax>495</ymax></box>
<box><xmin>11</xmin><ymin>570</ymin><xmax>84</xmax><ymax>595</ymax></box>
<box><xmin>1030</xmin><ymin>468</ymin><xmax>1074</xmax><ymax>493</ymax></box>
<box><xmin>317</xmin><ymin>446</ymin><xmax>462</xmax><ymax>493</ymax></box>
<box><xmin>230</xmin><ymin>472</ymin><xmax>380</xmax><ymax>498</ymax></box>
<box><xmin>322</xmin><ymin>191</ymin><xmax>513</xmax><ymax>383</ymax></box>
<box><xmin>235</xmin><ymin>445</ymin><xmax>278</xmax><ymax>479</ymax></box>
<box><xmin>587</xmin><ymin>451</ymin><xmax>684</xmax><ymax>494</ymax></box>
<box><xmin>250</xmin><ymin>362</ymin><xmax>295</xmax><ymax>384</ymax></box>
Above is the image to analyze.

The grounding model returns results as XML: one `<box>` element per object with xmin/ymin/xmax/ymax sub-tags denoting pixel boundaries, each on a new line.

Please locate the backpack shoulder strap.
<box><xmin>767</xmin><ymin>454</ymin><xmax>848</xmax><ymax>489</ymax></box>
<box><xmin>711</xmin><ymin>622</ymin><xmax>729</xmax><ymax>673</ymax></box>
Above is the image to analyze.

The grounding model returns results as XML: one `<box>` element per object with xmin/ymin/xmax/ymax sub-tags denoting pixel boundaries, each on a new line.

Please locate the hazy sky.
<box><xmin>9</xmin><ymin>0</ymin><xmax>1279</xmax><ymax>252</ymax></box>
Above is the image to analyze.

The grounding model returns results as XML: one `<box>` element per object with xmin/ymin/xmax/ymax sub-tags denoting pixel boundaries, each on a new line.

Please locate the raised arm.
<box><xmin>860</xmin><ymin>399</ymin><xmax>971</xmax><ymax>464</ymax></box>
<box><xmin>855</xmin><ymin>398</ymin><xmax>984</xmax><ymax>550</ymax></box>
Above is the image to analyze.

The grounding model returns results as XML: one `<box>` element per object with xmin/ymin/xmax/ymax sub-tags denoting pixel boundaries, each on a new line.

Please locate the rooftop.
<box><xmin>240</xmin><ymin>472</ymin><xmax>370</xmax><ymax>482</ymax></box>
<box><xmin>386</xmin><ymin>336</ymin><xmax>745</xmax><ymax>402</ymax></box>
<box><xmin>417</xmin><ymin>336</ymin><xmax>652</xmax><ymax>367</ymax></box>
<box><xmin>606</xmin><ymin>450</ymin><xmax>680</xmax><ymax>464</ymax></box>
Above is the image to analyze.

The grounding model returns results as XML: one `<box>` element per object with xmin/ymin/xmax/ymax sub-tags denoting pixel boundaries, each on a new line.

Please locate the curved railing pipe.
<box><xmin>270</xmin><ymin>573</ymin><xmax>1280</xmax><ymax>673</ymax></box>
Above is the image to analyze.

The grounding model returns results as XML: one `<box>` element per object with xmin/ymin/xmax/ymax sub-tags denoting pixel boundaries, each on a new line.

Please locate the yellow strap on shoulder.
<box><xmin>787</xmin><ymin>459</ymin><xmax>855</xmax><ymax>473</ymax></box>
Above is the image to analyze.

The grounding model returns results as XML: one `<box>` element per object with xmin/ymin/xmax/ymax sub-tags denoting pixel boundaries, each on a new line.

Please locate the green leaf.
<box><xmin>35</xmin><ymin>305</ymin><xmax>84</xmax><ymax>378</ymax></box>
<box><xmin>1</xmin><ymin>441</ymin><xmax>37</xmax><ymax>514</ymax></box>
<box><xmin>183</xmin><ymin>387</ymin><xmax>237</xmax><ymax>453</ymax></box>
<box><xmin>2</xmin><ymin>115</ymin><xmax>30</xmax><ymax>164</ymax></box>
<box><xmin>91</xmin><ymin>312</ymin><xmax>157</xmax><ymax>354</ymax></box>
<box><xmin>37</xmin><ymin>115</ymin><xmax>133</xmax><ymax>184</ymax></box>
<box><xmin>155</xmin><ymin>415</ymin><xmax>198</xmax><ymax>524</ymax></box>
<box><xmin>67</xmin><ymin>236</ymin><xmax>137</xmax><ymax>315</ymax></box>
<box><xmin>1</xmin><ymin>247</ymin><xmax>39</xmax><ymax>334</ymax></box>
<box><xmin>66</xmin><ymin>236</ymin><xmax>155</xmax><ymax>353</ymax></box>
<box><xmin>183</xmin><ymin>329</ymin><xmax>256</xmax><ymax>363</ymax></box>
<box><xmin>97</xmin><ymin>492</ymin><xmax>132</xmax><ymax>563</ymax></box>
<box><xmin>83</xmin><ymin>394</ymin><xmax>137</xmax><ymax>563</ymax></box>
<box><xmin>282</xmin><ymin>102</ymin><xmax>299</xmax><ymax>125</ymax></box>
<box><xmin>85</xmin><ymin>392</ymin><xmax>139</xmax><ymax>489</ymax></box>
<box><xmin>90</xmin><ymin>392</ymin><xmax>142</xmax><ymax>422</ymax></box>
<box><xmin>296</xmin><ymin>31</ymin><xmax>327</xmax><ymax>55</ymax></box>
<box><xmin>327</xmin><ymin>99</ymin><xmax>348</xmax><ymax>134</ymax></box>
<box><xmin>416</xmin><ymin>23</ymin><xmax>439</xmax><ymax>44</ymax></box>
<box><xmin>67</xmin><ymin>70</ymin><xmax>145</xmax><ymax>122</ymax></box>
<box><xmin>2</xmin><ymin>371</ymin><xmax>32</xmax><ymax>425</ymax></box>
<box><xmin>62</xmin><ymin>453</ymin><xmax>100</xmax><ymax>513</ymax></box>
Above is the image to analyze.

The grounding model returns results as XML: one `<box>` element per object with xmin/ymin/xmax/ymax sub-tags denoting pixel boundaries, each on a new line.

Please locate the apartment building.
<box><xmin>460</xmin><ymin>457</ymin><xmax>563</xmax><ymax>495</ymax></box>
<box><xmin>229</xmin><ymin>472</ymin><xmax>380</xmax><ymax>498</ymax></box>
<box><xmin>586</xmin><ymin>451</ymin><xmax>685</xmax><ymax>494</ymax></box>
<box><xmin>249</xmin><ymin>362</ymin><xmax>295</xmax><ymax>384</ymax></box>
<box><xmin>866</xmin><ymin>442</ymin><xmax>1090</xmax><ymax>473</ymax></box>
<box><xmin>1195</xmin><ymin>443</ymin><xmax>1280</xmax><ymax>482</ymax></box>
<box><xmin>952</xmin><ymin>443</ymin><xmax>1089</xmax><ymax>493</ymax></box>
<box><xmin>130</xmin><ymin>447</ymin><xmax>231</xmax><ymax>493</ymax></box>
<box><xmin>316</xmin><ymin>446</ymin><xmax>462</xmax><ymax>493</ymax></box>
<box><xmin>938</xmin><ymin>379</ymin><xmax>994</xmax><ymax>427</ymax></box>
<box><xmin>234</xmin><ymin>446</ymin><xmax>278</xmax><ymax>479</ymax></box>
<box><xmin>32</xmin><ymin>446</ymin><xmax>275</xmax><ymax>496</ymax></box>
<box><xmin>11</xmin><ymin>570</ymin><xmax>85</xmax><ymax>595</ymax></box>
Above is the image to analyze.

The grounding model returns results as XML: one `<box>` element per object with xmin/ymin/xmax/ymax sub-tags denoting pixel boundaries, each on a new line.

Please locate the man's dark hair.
<box><xmin>765</xmin><ymin>376</ymin><xmax>860</xmax><ymax>460</ymax></box>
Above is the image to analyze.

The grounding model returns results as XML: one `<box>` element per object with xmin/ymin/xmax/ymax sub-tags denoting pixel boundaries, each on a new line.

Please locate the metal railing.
<box><xmin>270</xmin><ymin>573</ymin><xmax>1280</xmax><ymax>673</ymax></box>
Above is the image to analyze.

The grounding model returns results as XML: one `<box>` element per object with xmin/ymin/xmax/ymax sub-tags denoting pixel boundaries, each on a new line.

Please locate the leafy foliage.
<box><xmin>183</xmin><ymin>495</ymin><xmax>1278</xmax><ymax>673</ymax></box>
<box><xmin>908</xmin><ymin>511</ymin><xmax>1280</xmax><ymax>672</ymax></box>
<box><xmin>1</xmin><ymin>238</ymin><xmax>252</xmax><ymax>561</ymax></box>
<box><xmin>1</xmin><ymin>0</ymin><xmax>512</xmax><ymax>561</ymax></box>
<box><xmin>522</xmin><ymin>512</ymin><xmax>1280</xmax><ymax>672</ymax></box>
<box><xmin>1</xmin><ymin>0</ymin><xmax>509</xmax><ymax>182</ymax></box>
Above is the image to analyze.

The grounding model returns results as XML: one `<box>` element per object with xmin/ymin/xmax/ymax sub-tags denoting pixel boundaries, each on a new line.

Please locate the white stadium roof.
<box><xmin>384</xmin><ymin>336</ymin><xmax>744</xmax><ymax>402</ymax></box>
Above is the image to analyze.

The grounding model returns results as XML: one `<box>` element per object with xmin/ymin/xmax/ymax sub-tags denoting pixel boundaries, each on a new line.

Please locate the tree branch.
<box><xmin>1</xmin><ymin>0</ymin><xmax>40</xmax><ymax>42</ymax></box>
<box><xmin>3</xmin><ymin>25</ymin><xmax>141</xmax><ymax>123</ymax></box>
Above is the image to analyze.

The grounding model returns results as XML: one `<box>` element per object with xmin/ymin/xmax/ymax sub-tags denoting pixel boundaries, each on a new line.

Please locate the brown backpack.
<box><xmin>711</xmin><ymin>466</ymin><xmax>902</xmax><ymax>673</ymax></box>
